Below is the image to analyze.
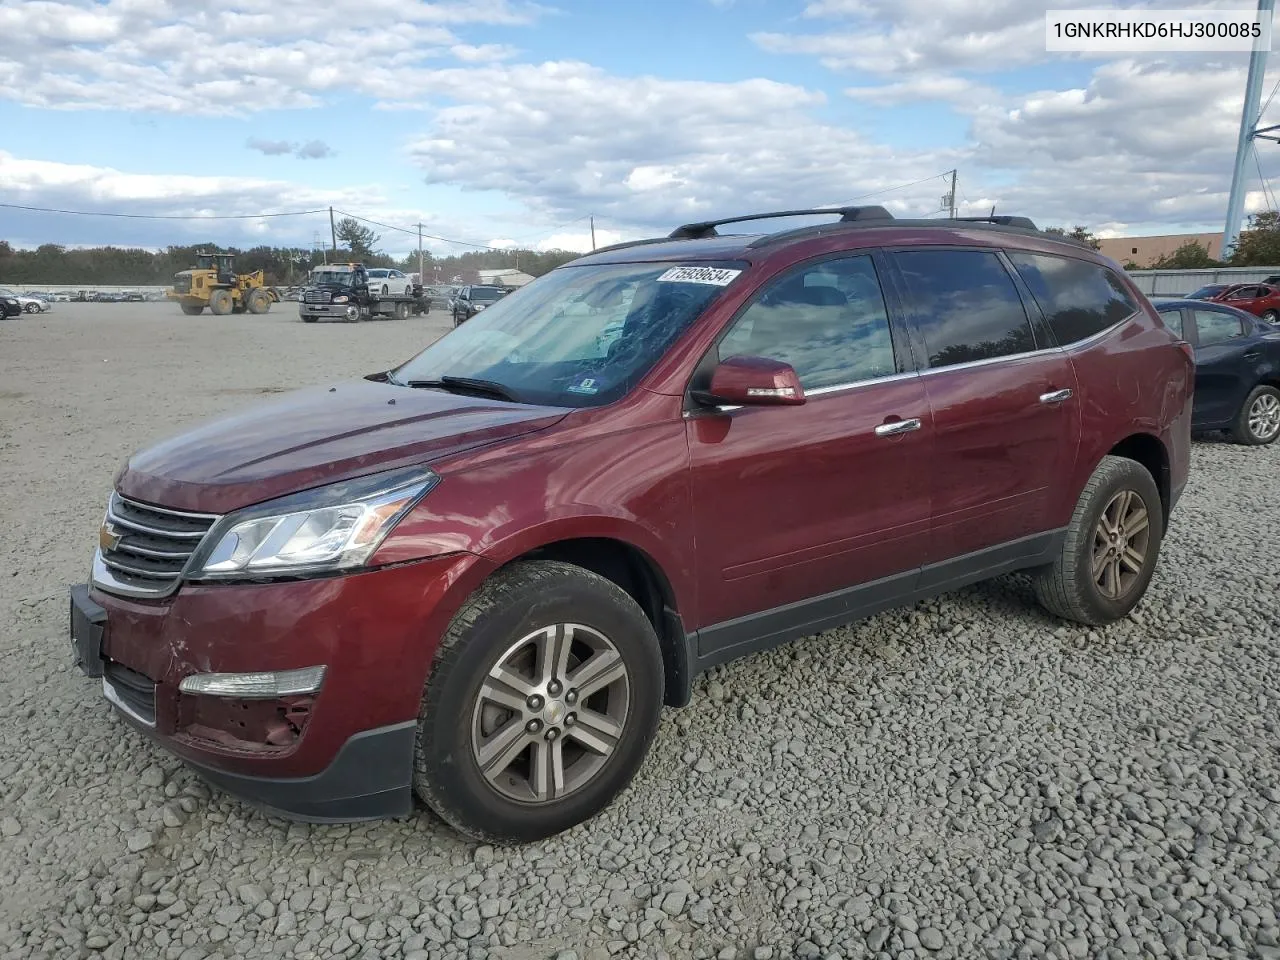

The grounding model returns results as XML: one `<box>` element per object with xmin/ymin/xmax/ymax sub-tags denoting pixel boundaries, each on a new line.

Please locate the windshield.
<box><xmin>367</xmin><ymin>269</ymin><xmax>389</xmax><ymax>278</ymax></box>
<box><xmin>472</xmin><ymin>286</ymin><xmax>505</xmax><ymax>302</ymax></box>
<box><xmin>1188</xmin><ymin>284</ymin><xmax>1227</xmax><ymax>299</ymax></box>
<box><xmin>391</xmin><ymin>261</ymin><xmax>746</xmax><ymax>407</ymax></box>
<box><xmin>312</xmin><ymin>272</ymin><xmax>354</xmax><ymax>288</ymax></box>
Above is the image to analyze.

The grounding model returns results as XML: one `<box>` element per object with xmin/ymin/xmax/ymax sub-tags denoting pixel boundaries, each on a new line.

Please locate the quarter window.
<box><xmin>1156</xmin><ymin>307</ymin><xmax>1184</xmax><ymax>338</ymax></box>
<box><xmin>718</xmin><ymin>256</ymin><xmax>897</xmax><ymax>389</ymax></box>
<box><xmin>894</xmin><ymin>250</ymin><xmax>1036</xmax><ymax>368</ymax></box>
<box><xmin>1194</xmin><ymin>310</ymin><xmax>1245</xmax><ymax>346</ymax></box>
<box><xmin>1007</xmin><ymin>252</ymin><xmax>1138</xmax><ymax>345</ymax></box>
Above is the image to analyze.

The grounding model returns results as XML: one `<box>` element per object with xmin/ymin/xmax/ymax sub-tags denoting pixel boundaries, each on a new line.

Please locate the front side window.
<box><xmin>392</xmin><ymin>261</ymin><xmax>744</xmax><ymax>407</ymax></box>
<box><xmin>1156</xmin><ymin>306</ymin><xmax>1184</xmax><ymax>338</ymax></box>
<box><xmin>893</xmin><ymin>250</ymin><xmax>1036</xmax><ymax>368</ymax></box>
<box><xmin>1226</xmin><ymin>286</ymin><xmax>1258</xmax><ymax>301</ymax></box>
<box><xmin>1194</xmin><ymin>309</ymin><xmax>1245</xmax><ymax>346</ymax></box>
<box><xmin>1007</xmin><ymin>252</ymin><xmax>1137</xmax><ymax>345</ymax></box>
<box><xmin>717</xmin><ymin>255</ymin><xmax>896</xmax><ymax>389</ymax></box>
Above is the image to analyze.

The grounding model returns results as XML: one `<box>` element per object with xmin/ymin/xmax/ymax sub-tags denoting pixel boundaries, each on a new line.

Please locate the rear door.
<box><xmin>888</xmin><ymin>248</ymin><xmax>1080</xmax><ymax>569</ymax></box>
<box><xmin>1222</xmin><ymin>285</ymin><xmax>1264</xmax><ymax>317</ymax></box>
<box><xmin>1190</xmin><ymin>307</ymin><xmax>1252</xmax><ymax>426</ymax></box>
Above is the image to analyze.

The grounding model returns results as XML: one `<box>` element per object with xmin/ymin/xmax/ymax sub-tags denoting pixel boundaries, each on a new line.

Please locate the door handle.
<box><xmin>874</xmin><ymin>417</ymin><xmax>922</xmax><ymax>437</ymax></box>
<box><xmin>1039</xmin><ymin>388</ymin><xmax>1073</xmax><ymax>405</ymax></box>
<box><xmin>1243</xmin><ymin>350</ymin><xmax>1261</xmax><ymax>360</ymax></box>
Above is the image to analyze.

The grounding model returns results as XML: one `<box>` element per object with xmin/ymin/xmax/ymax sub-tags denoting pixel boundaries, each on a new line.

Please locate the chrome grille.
<box><xmin>304</xmin><ymin>290</ymin><xmax>329</xmax><ymax>303</ymax></box>
<box><xmin>93</xmin><ymin>493</ymin><xmax>219</xmax><ymax>599</ymax></box>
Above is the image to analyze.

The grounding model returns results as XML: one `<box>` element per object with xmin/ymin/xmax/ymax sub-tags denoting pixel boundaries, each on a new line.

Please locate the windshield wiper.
<box><xmin>404</xmin><ymin>375</ymin><xmax>521</xmax><ymax>402</ymax></box>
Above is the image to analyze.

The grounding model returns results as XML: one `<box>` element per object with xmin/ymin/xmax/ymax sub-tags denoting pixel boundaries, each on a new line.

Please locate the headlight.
<box><xmin>332</xmin><ymin>295</ymin><xmax>349</xmax><ymax>304</ymax></box>
<box><xmin>191</xmin><ymin>467</ymin><xmax>439</xmax><ymax>580</ymax></box>
<box><xmin>473</xmin><ymin>304</ymin><xmax>486</xmax><ymax>311</ymax></box>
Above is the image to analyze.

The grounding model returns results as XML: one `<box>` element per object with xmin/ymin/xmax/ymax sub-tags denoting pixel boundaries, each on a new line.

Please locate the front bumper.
<box><xmin>299</xmin><ymin>302</ymin><xmax>359</xmax><ymax>321</ymax></box>
<box><xmin>70</xmin><ymin>551</ymin><xmax>495</xmax><ymax>821</ymax></box>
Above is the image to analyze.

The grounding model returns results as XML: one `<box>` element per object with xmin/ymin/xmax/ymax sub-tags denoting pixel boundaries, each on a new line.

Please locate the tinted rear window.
<box><xmin>893</xmin><ymin>250</ymin><xmax>1036</xmax><ymax>368</ymax></box>
<box><xmin>1007</xmin><ymin>253</ymin><xmax>1138</xmax><ymax>345</ymax></box>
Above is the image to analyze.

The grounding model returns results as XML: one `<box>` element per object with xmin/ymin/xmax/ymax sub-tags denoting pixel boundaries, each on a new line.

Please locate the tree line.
<box><xmin>0</xmin><ymin>218</ymin><xmax>584</xmax><ymax>286</ymax></box>
<box><xmin>1049</xmin><ymin>213</ymin><xmax>1280</xmax><ymax>270</ymax></box>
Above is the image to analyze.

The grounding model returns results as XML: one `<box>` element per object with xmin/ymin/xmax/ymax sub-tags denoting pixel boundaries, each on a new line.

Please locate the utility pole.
<box><xmin>949</xmin><ymin>169</ymin><xmax>957</xmax><ymax>219</ymax></box>
<box><xmin>417</xmin><ymin>223</ymin><xmax>424</xmax><ymax>281</ymax></box>
<box><xmin>1223</xmin><ymin>0</ymin><xmax>1275</xmax><ymax>257</ymax></box>
<box><xmin>329</xmin><ymin>206</ymin><xmax>337</xmax><ymax>254</ymax></box>
<box><xmin>590</xmin><ymin>216</ymin><xmax>596</xmax><ymax>251</ymax></box>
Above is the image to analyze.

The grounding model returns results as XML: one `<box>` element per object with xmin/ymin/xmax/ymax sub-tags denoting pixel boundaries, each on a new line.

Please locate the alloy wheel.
<box><xmin>470</xmin><ymin>623</ymin><xmax>630</xmax><ymax>804</ymax></box>
<box><xmin>1091</xmin><ymin>489</ymin><xmax>1151</xmax><ymax>600</ymax></box>
<box><xmin>1249</xmin><ymin>392</ymin><xmax>1280</xmax><ymax>441</ymax></box>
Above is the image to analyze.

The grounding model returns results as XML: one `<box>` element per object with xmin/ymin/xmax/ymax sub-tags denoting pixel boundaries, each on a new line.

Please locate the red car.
<box><xmin>1206</xmin><ymin>282</ymin><xmax>1280</xmax><ymax>323</ymax></box>
<box><xmin>70</xmin><ymin>208</ymin><xmax>1193</xmax><ymax>840</ymax></box>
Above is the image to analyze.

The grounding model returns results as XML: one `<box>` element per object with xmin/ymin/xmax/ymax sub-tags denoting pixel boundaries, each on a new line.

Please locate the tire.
<box><xmin>1032</xmin><ymin>455</ymin><xmax>1163</xmax><ymax>626</ymax></box>
<box><xmin>180</xmin><ymin>303</ymin><xmax>204</xmax><ymax>316</ymax></box>
<box><xmin>380</xmin><ymin>284</ymin><xmax>389</xmax><ymax>296</ymax></box>
<box><xmin>1232</xmin><ymin>384</ymin><xmax>1280</xmax><ymax>445</ymax></box>
<box><xmin>393</xmin><ymin>301</ymin><xmax>409</xmax><ymax>321</ymax></box>
<box><xmin>302</xmin><ymin>315</ymin><xmax>317</xmax><ymax>323</ymax></box>
<box><xmin>413</xmin><ymin>561</ymin><xmax>664</xmax><ymax>843</ymax></box>
<box><xmin>208</xmin><ymin>289</ymin><xmax>234</xmax><ymax>316</ymax></box>
<box><xmin>246</xmin><ymin>289</ymin><xmax>271</xmax><ymax>315</ymax></box>
<box><xmin>1263</xmin><ymin>310</ymin><xmax>1279</xmax><ymax>324</ymax></box>
<box><xmin>24</xmin><ymin>302</ymin><xmax>39</xmax><ymax>314</ymax></box>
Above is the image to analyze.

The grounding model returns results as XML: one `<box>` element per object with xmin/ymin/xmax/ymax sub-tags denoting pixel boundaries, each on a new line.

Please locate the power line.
<box><xmin>827</xmin><ymin>171</ymin><xmax>955</xmax><ymax>207</ymax></box>
<box><xmin>0</xmin><ymin>201</ymin><xmax>328</xmax><ymax>220</ymax></box>
<box><xmin>1261</xmin><ymin>73</ymin><xmax>1280</xmax><ymax>120</ymax></box>
<box><xmin>1253</xmin><ymin>142</ymin><xmax>1277</xmax><ymax>211</ymax></box>
<box><xmin>506</xmin><ymin>213</ymin><xmax>593</xmax><ymax>242</ymax></box>
<box><xmin>333</xmin><ymin>209</ymin><xmax>503</xmax><ymax>251</ymax></box>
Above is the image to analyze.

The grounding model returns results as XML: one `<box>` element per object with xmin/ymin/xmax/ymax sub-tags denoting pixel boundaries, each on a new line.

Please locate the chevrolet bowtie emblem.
<box><xmin>99</xmin><ymin>521</ymin><xmax>122</xmax><ymax>553</ymax></box>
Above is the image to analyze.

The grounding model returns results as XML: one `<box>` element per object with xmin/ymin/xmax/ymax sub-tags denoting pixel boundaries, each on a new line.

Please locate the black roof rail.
<box><xmin>668</xmin><ymin>206</ymin><xmax>894</xmax><ymax>240</ymax></box>
<box><xmin>949</xmin><ymin>214</ymin><xmax>1039</xmax><ymax>230</ymax></box>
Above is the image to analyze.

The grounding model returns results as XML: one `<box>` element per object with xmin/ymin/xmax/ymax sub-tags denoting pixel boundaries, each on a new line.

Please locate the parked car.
<box><xmin>423</xmin><ymin>285</ymin><xmax>459</xmax><ymax>310</ymax></box>
<box><xmin>0</xmin><ymin>288</ymin><xmax>51</xmax><ymax>313</ymax></box>
<box><xmin>0</xmin><ymin>293</ymin><xmax>20</xmax><ymax>319</ymax></box>
<box><xmin>1186</xmin><ymin>284</ymin><xmax>1232</xmax><ymax>301</ymax></box>
<box><xmin>1197</xmin><ymin>282</ymin><xmax>1280</xmax><ymax>323</ymax></box>
<box><xmin>71</xmin><ymin>207</ymin><xmax>1192</xmax><ymax>841</ymax></box>
<box><xmin>365</xmin><ymin>269</ymin><xmax>414</xmax><ymax>298</ymax></box>
<box><xmin>451</xmin><ymin>284</ymin><xmax>508</xmax><ymax>325</ymax></box>
<box><xmin>1151</xmin><ymin>298</ymin><xmax>1280</xmax><ymax>444</ymax></box>
<box><xmin>120</xmin><ymin>290</ymin><xmax>144</xmax><ymax>302</ymax></box>
<box><xmin>52</xmin><ymin>291</ymin><xmax>72</xmax><ymax>302</ymax></box>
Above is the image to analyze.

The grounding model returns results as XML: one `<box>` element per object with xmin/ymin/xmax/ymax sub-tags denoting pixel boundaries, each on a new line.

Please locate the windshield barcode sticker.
<box><xmin>656</xmin><ymin>266</ymin><xmax>742</xmax><ymax>286</ymax></box>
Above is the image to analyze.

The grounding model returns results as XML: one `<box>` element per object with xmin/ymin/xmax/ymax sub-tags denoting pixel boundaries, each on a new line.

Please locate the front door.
<box><xmin>686</xmin><ymin>254</ymin><xmax>933</xmax><ymax>655</ymax></box>
<box><xmin>889</xmin><ymin>248</ymin><xmax>1081</xmax><ymax>567</ymax></box>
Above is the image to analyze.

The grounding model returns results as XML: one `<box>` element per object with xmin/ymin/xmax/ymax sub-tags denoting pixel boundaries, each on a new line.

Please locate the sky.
<box><xmin>2</xmin><ymin>0</ymin><xmax>1279</xmax><ymax>259</ymax></box>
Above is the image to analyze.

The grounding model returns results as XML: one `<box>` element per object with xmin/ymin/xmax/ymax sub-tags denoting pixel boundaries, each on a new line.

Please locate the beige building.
<box><xmin>1097</xmin><ymin>232</ymin><xmax>1223</xmax><ymax>267</ymax></box>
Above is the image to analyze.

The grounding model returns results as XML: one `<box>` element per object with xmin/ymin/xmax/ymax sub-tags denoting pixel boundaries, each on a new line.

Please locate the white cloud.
<box><xmin>0</xmin><ymin>0</ymin><xmax>544</xmax><ymax>114</ymax></box>
<box><xmin>845</xmin><ymin>75</ymin><xmax>997</xmax><ymax>106</ymax></box>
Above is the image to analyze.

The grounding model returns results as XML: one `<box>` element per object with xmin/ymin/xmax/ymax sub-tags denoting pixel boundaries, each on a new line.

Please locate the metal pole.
<box><xmin>417</xmin><ymin>224</ymin><xmax>424</xmax><ymax>281</ymax></box>
<box><xmin>590</xmin><ymin>216</ymin><xmax>596</xmax><ymax>251</ymax></box>
<box><xmin>949</xmin><ymin>170</ymin><xmax>957</xmax><ymax>219</ymax></box>
<box><xmin>1223</xmin><ymin>0</ymin><xmax>1274</xmax><ymax>258</ymax></box>
<box><xmin>329</xmin><ymin>206</ymin><xmax>337</xmax><ymax>253</ymax></box>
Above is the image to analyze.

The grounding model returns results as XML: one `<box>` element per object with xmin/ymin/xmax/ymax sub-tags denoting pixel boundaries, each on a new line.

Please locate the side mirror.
<box><xmin>692</xmin><ymin>355</ymin><xmax>806</xmax><ymax>407</ymax></box>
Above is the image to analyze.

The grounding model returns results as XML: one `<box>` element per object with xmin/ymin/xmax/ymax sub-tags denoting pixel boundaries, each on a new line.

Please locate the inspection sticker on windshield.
<box><xmin>566</xmin><ymin>378</ymin><xmax>600</xmax><ymax>395</ymax></box>
<box><xmin>656</xmin><ymin>266</ymin><xmax>742</xmax><ymax>286</ymax></box>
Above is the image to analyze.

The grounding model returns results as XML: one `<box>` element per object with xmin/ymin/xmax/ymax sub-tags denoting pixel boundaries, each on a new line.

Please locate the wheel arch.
<box><xmin>492</xmin><ymin>536</ymin><xmax>694</xmax><ymax>708</ymax></box>
<box><xmin>1106</xmin><ymin>432</ymin><xmax>1170</xmax><ymax>532</ymax></box>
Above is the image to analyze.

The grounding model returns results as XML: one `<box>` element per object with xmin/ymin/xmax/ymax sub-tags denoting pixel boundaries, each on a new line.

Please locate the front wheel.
<box><xmin>1032</xmin><ymin>455</ymin><xmax>1163</xmax><ymax>626</ymax></box>
<box><xmin>24</xmin><ymin>302</ymin><xmax>39</xmax><ymax>314</ymax></box>
<box><xmin>413</xmin><ymin>561</ymin><xmax>664</xmax><ymax>843</ymax></box>
<box><xmin>1234</xmin><ymin>384</ymin><xmax>1280</xmax><ymax>445</ymax></box>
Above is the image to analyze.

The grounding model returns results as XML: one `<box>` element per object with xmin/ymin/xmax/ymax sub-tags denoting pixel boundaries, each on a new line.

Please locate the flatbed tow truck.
<box><xmin>299</xmin><ymin>263</ymin><xmax>429</xmax><ymax>323</ymax></box>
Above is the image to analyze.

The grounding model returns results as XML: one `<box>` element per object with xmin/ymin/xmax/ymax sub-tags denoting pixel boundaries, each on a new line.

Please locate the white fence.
<box><xmin>1125</xmin><ymin>266</ymin><xmax>1280</xmax><ymax>296</ymax></box>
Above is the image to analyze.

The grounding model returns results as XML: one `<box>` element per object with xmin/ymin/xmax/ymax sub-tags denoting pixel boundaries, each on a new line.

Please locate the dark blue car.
<box><xmin>1152</xmin><ymin>299</ymin><xmax>1280</xmax><ymax>445</ymax></box>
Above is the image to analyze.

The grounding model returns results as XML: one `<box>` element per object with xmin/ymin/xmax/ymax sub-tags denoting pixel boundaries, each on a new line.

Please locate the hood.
<box><xmin>117</xmin><ymin>378</ymin><xmax>568</xmax><ymax>513</ymax></box>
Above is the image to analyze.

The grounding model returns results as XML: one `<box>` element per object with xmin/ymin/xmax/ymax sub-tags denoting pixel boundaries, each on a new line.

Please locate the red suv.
<box><xmin>70</xmin><ymin>208</ymin><xmax>1193</xmax><ymax>841</ymax></box>
<box><xmin>1206</xmin><ymin>282</ymin><xmax>1280</xmax><ymax>323</ymax></box>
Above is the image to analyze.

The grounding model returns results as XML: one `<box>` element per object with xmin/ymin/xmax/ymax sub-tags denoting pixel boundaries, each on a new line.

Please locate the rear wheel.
<box><xmin>1233</xmin><ymin>385</ymin><xmax>1280</xmax><ymax>445</ymax></box>
<box><xmin>208</xmin><ymin>289</ymin><xmax>234</xmax><ymax>316</ymax></box>
<box><xmin>180</xmin><ymin>303</ymin><xmax>204</xmax><ymax>316</ymax></box>
<box><xmin>1262</xmin><ymin>309</ymin><xmax>1279</xmax><ymax>324</ymax></box>
<box><xmin>1033</xmin><ymin>455</ymin><xmax>1163</xmax><ymax>626</ymax></box>
<box><xmin>24</xmin><ymin>302</ymin><xmax>39</xmax><ymax>314</ymax></box>
<box><xmin>246</xmin><ymin>289</ymin><xmax>271</xmax><ymax>315</ymax></box>
<box><xmin>413</xmin><ymin>561</ymin><xmax>663</xmax><ymax>843</ymax></box>
<box><xmin>393</xmin><ymin>301</ymin><xmax>409</xmax><ymax>320</ymax></box>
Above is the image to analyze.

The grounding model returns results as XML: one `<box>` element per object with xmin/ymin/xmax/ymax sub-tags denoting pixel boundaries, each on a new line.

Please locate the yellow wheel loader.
<box><xmin>167</xmin><ymin>252</ymin><xmax>281</xmax><ymax>316</ymax></box>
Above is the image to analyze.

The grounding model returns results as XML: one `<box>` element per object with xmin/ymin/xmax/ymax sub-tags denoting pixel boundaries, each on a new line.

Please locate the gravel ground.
<box><xmin>2</xmin><ymin>302</ymin><xmax>1280</xmax><ymax>960</ymax></box>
